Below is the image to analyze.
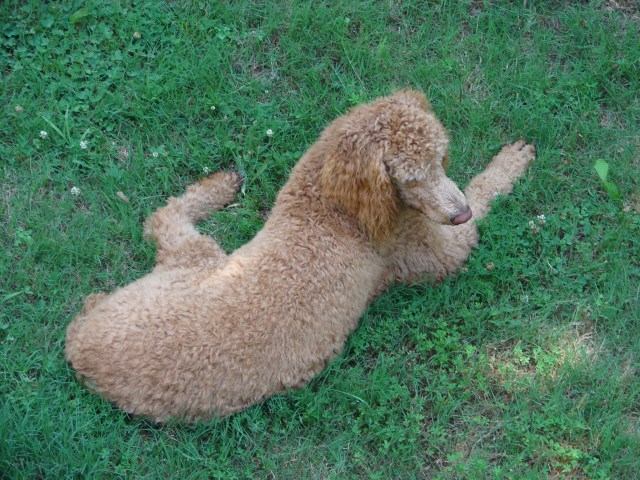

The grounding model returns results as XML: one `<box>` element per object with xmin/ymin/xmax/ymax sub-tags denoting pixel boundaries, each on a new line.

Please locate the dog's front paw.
<box><xmin>500</xmin><ymin>139</ymin><xmax>536</xmax><ymax>159</ymax></box>
<box><xmin>493</xmin><ymin>140</ymin><xmax>536</xmax><ymax>177</ymax></box>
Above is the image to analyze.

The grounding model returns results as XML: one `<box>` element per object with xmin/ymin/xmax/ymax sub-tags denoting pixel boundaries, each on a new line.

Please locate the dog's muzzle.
<box><xmin>451</xmin><ymin>206</ymin><xmax>472</xmax><ymax>225</ymax></box>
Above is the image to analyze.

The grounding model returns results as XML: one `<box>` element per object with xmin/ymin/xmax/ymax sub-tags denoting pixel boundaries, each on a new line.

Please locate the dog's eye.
<box><xmin>442</xmin><ymin>153</ymin><xmax>450</xmax><ymax>172</ymax></box>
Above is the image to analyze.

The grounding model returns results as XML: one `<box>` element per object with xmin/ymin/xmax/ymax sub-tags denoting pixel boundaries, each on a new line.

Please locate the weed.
<box><xmin>594</xmin><ymin>159</ymin><xmax>621</xmax><ymax>199</ymax></box>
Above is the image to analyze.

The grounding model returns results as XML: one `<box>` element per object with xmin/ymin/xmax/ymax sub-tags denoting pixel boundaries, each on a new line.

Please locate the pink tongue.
<box><xmin>452</xmin><ymin>207</ymin><xmax>472</xmax><ymax>225</ymax></box>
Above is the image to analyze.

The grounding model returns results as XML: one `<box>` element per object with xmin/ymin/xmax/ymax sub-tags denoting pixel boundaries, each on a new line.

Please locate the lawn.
<box><xmin>1</xmin><ymin>0</ymin><xmax>639</xmax><ymax>478</ymax></box>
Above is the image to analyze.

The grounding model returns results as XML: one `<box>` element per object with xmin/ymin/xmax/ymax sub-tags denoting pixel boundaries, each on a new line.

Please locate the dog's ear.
<box><xmin>321</xmin><ymin>132</ymin><xmax>398</xmax><ymax>242</ymax></box>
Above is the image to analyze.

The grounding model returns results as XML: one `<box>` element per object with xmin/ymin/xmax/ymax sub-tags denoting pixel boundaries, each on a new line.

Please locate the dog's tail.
<box><xmin>464</xmin><ymin>140</ymin><xmax>535</xmax><ymax>220</ymax></box>
<box><xmin>144</xmin><ymin>171</ymin><xmax>242</xmax><ymax>266</ymax></box>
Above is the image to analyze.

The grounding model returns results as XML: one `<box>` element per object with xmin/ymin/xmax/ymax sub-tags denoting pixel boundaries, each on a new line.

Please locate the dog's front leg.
<box><xmin>374</xmin><ymin>141</ymin><xmax>535</xmax><ymax>295</ymax></box>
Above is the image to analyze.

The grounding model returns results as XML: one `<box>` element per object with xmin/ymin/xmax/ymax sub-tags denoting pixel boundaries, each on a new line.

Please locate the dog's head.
<box><xmin>321</xmin><ymin>90</ymin><xmax>471</xmax><ymax>242</ymax></box>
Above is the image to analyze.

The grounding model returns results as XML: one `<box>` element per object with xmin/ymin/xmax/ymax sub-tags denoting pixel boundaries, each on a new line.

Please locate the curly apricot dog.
<box><xmin>66</xmin><ymin>90</ymin><xmax>535</xmax><ymax>421</ymax></box>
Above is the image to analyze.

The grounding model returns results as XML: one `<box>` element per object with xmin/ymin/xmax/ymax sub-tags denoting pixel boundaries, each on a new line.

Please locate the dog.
<box><xmin>65</xmin><ymin>90</ymin><xmax>535</xmax><ymax>421</ymax></box>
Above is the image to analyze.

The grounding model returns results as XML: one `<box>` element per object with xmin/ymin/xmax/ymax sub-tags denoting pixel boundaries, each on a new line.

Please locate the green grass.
<box><xmin>2</xmin><ymin>0</ymin><xmax>639</xmax><ymax>478</ymax></box>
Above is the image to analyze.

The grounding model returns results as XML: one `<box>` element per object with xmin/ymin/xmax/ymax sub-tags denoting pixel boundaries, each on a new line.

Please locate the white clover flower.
<box><xmin>537</xmin><ymin>214</ymin><xmax>546</xmax><ymax>224</ymax></box>
<box><xmin>203</xmin><ymin>166</ymin><xmax>210</xmax><ymax>174</ymax></box>
<box><xmin>266</xmin><ymin>128</ymin><xmax>273</xmax><ymax>137</ymax></box>
<box><xmin>116</xmin><ymin>191</ymin><xmax>130</xmax><ymax>203</ymax></box>
<box><xmin>152</xmin><ymin>151</ymin><xmax>159</xmax><ymax>158</ymax></box>
<box><xmin>80</xmin><ymin>140</ymin><xmax>88</xmax><ymax>150</ymax></box>
<box><xmin>210</xmin><ymin>105</ymin><xmax>216</xmax><ymax>111</ymax></box>
<box><xmin>39</xmin><ymin>130</ymin><xmax>48</xmax><ymax>139</ymax></box>
<box><xmin>70</xmin><ymin>186</ymin><xmax>81</xmax><ymax>196</ymax></box>
<box><xmin>529</xmin><ymin>220</ymin><xmax>539</xmax><ymax>233</ymax></box>
<box><xmin>15</xmin><ymin>105</ymin><xmax>24</xmax><ymax>113</ymax></box>
<box><xmin>133</xmin><ymin>31</ymin><xmax>141</xmax><ymax>39</ymax></box>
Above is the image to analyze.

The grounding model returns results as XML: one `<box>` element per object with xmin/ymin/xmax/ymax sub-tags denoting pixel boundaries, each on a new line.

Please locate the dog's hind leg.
<box><xmin>144</xmin><ymin>171</ymin><xmax>242</xmax><ymax>271</ymax></box>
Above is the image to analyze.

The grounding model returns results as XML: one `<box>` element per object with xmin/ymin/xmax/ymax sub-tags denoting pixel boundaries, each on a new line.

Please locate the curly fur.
<box><xmin>65</xmin><ymin>90</ymin><xmax>535</xmax><ymax>422</ymax></box>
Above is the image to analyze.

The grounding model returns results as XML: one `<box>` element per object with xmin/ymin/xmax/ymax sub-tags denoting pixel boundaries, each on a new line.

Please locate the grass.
<box><xmin>1</xmin><ymin>0</ymin><xmax>639</xmax><ymax>478</ymax></box>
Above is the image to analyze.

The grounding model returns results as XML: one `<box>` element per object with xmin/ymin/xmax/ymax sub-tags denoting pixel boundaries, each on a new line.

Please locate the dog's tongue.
<box><xmin>452</xmin><ymin>207</ymin><xmax>472</xmax><ymax>225</ymax></box>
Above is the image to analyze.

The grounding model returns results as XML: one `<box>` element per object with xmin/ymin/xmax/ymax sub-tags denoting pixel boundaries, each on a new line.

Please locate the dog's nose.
<box><xmin>451</xmin><ymin>206</ymin><xmax>472</xmax><ymax>225</ymax></box>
